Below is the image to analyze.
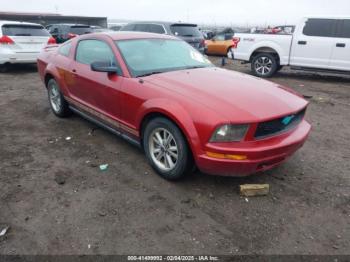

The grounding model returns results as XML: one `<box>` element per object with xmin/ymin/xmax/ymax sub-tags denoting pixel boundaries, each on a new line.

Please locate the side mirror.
<box><xmin>91</xmin><ymin>61</ymin><xmax>121</xmax><ymax>75</ymax></box>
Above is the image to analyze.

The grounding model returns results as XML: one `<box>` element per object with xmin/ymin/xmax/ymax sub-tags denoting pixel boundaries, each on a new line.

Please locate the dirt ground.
<box><xmin>0</xmin><ymin>57</ymin><xmax>349</xmax><ymax>255</ymax></box>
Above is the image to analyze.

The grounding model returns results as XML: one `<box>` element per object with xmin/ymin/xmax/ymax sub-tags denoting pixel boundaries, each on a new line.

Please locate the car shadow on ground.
<box><xmin>0</xmin><ymin>64</ymin><xmax>38</xmax><ymax>74</ymax></box>
<box><xmin>273</xmin><ymin>70</ymin><xmax>350</xmax><ymax>83</ymax></box>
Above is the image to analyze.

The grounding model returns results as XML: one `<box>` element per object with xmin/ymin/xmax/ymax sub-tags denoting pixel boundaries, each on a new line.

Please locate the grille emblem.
<box><xmin>282</xmin><ymin>115</ymin><xmax>295</xmax><ymax>125</ymax></box>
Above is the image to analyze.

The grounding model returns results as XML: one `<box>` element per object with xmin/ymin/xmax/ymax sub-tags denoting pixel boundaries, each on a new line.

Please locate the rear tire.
<box><xmin>143</xmin><ymin>117</ymin><xmax>193</xmax><ymax>180</ymax></box>
<box><xmin>47</xmin><ymin>78</ymin><xmax>71</xmax><ymax>118</ymax></box>
<box><xmin>251</xmin><ymin>53</ymin><xmax>278</xmax><ymax>78</ymax></box>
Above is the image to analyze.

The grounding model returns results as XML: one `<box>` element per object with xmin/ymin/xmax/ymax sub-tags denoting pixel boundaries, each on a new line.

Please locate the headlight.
<box><xmin>210</xmin><ymin>124</ymin><xmax>249</xmax><ymax>142</ymax></box>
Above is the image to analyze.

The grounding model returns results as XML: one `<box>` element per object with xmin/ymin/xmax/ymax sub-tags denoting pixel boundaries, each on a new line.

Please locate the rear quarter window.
<box><xmin>303</xmin><ymin>19</ymin><xmax>337</xmax><ymax>37</ymax></box>
<box><xmin>58</xmin><ymin>42</ymin><xmax>72</xmax><ymax>57</ymax></box>
<box><xmin>2</xmin><ymin>24</ymin><xmax>50</xmax><ymax>36</ymax></box>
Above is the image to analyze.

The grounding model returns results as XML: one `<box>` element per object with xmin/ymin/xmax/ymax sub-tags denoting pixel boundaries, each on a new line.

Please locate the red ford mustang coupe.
<box><xmin>37</xmin><ymin>32</ymin><xmax>311</xmax><ymax>180</ymax></box>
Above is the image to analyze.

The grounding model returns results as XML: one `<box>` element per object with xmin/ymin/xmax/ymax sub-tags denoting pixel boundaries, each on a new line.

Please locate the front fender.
<box><xmin>136</xmin><ymin>98</ymin><xmax>202</xmax><ymax>157</ymax></box>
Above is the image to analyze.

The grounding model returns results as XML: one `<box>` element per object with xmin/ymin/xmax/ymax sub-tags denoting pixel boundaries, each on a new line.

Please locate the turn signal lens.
<box><xmin>206</xmin><ymin>152</ymin><xmax>247</xmax><ymax>160</ymax></box>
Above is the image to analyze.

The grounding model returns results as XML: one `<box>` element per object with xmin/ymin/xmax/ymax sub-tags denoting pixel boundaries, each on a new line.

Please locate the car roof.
<box><xmin>304</xmin><ymin>16</ymin><xmax>350</xmax><ymax>20</ymax></box>
<box><xmin>126</xmin><ymin>21</ymin><xmax>198</xmax><ymax>27</ymax></box>
<box><xmin>49</xmin><ymin>23</ymin><xmax>91</xmax><ymax>27</ymax></box>
<box><xmin>84</xmin><ymin>31</ymin><xmax>180</xmax><ymax>41</ymax></box>
<box><xmin>0</xmin><ymin>20</ymin><xmax>44</xmax><ymax>26</ymax></box>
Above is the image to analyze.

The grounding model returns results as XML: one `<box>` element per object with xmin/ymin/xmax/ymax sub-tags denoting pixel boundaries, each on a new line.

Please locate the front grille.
<box><xmin>255</xmin><ymin>108</ymin><xmax>306</xmax><ymax>139</ymax></box>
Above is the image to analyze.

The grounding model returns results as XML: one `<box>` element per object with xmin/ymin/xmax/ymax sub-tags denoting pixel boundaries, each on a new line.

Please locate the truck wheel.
<box><xmin>251</xmin><ymin>53</ymin><xmax>278</xmax><ymax>78</ymax></box>
<box><xmin>47</xmin><ymin>78</ymin><xmax>71</xmax><ymax>117</ymax></box>
<box><xmin>143</xmin><ymin>117</ymin><xmax>193</xmax><ymax>181</ymax></box>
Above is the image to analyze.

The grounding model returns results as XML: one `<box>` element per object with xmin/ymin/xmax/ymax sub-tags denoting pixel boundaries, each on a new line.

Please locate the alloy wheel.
<box><xmin>49</xmin><ymin>81</ymin><xmax>62</xmax><ymax>113</ymax></box>
<box><xmin>149</xmin><ymin>128</ymin><xmax>178</xmax><ymax>171</ymax></box>
<box><xmin>254</xmin><ymin>56</ymin><xmax>273</xmax><ymax>75</ymax></box>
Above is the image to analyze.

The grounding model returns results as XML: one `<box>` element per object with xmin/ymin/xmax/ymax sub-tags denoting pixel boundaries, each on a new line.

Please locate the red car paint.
<box><xmin>37</xmin><ymin>32</ymin><xmax>311</xmax><ymax>176</ymax></box>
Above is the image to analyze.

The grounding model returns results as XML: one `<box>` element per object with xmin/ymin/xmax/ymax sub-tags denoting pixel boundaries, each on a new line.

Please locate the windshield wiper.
<box><xmin>137</xmin><ymin>71</ymin><xmax>164</xmax><ymax>77</ymax></box>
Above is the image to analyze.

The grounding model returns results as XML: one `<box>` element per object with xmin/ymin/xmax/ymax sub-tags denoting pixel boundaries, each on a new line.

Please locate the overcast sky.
<box><xmin>1</xmin><ymin>0</ymin><xmax>349</xmax><ymax>26</ymax></box>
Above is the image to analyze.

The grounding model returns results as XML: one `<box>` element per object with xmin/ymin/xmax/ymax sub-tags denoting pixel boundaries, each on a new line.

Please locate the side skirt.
<box><xmin>69</xmin><ymin>105</ymin><xmax>141</xmax><ymax>148</ymax></box>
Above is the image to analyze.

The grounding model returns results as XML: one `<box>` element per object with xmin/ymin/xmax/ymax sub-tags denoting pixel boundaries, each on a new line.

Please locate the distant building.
<box><xmin>0</xmin><ymin>11</ymin><xmax>107</xmax><ymax>27</ymax></box>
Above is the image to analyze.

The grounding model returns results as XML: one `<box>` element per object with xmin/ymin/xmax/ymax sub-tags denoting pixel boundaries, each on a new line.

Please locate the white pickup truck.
<box><xmin>232</xmin><ymin>17</ymin><xmax>350</xmax><ymax>77</ymax></box>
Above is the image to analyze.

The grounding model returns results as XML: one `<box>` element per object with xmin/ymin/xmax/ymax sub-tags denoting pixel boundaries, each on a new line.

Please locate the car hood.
<box><xmin>144</xmin><ymin>67</ymin><xmax>308</xmax><ymax>123</ymax></box>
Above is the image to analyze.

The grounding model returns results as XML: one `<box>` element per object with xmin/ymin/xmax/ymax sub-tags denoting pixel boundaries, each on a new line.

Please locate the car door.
<box><xmin>329</xmin><ymin>19</ymin><xmax>350</xmax><ymax>71</ymax></box>
<box><xmin>290</xmin><ymin>18</ymin><xmax>337</xmax><ymax>69</ymax></box>
<box><xmin>69</xmin><ymin>38</ymin><xmax>123</xmax><ymax>120</ymax></box>
<box><xmin>206</xmin><ymin>34</ymin><xmax>225</xmax><ymax>54</ymax></box>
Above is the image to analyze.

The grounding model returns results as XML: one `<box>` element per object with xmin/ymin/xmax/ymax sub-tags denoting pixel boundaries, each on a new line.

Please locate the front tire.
<box><xmin>143</xmin><ymin>117</ymin><xmax>193</xmax><ymax>180</ymax></box>
<box><xmin>251</xmin><ymin>53</ymin><xmax>278</xmax><ymax>78</ymax></box>
<box><xmin>47</xmin><ymin>78</ymin><xmax>71</xmax><ymax>117</ymax></box>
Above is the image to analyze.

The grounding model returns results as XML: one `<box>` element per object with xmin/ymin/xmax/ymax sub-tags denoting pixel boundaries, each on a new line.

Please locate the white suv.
<box><xmin>0</xmin><ymin>20</ymin><xmax>55</xmax><ymax>72</ymax></box>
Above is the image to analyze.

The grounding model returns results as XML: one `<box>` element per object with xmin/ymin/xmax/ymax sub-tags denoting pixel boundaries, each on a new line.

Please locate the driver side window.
<box><xmin>76</xmin><ymin>39</ymin><xmax>117</xmax><ymax>66</ymax></box>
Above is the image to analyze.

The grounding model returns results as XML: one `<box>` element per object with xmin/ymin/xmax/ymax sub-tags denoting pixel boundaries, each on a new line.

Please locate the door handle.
<box><xmin>336</xmin><ymin>43</ymin><xmax>346</xmax><ymax>48</ymax></box>
<box><xmin>298</xmin><ymin>40</ymin><xmax>307</xmax><ymax>45</ymax></box>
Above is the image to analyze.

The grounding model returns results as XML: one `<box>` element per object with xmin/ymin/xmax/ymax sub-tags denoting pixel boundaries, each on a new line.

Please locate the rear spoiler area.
<box><xmin>43</xmin><ymin>44</ymin><xmax>60</xmax><ymax>52</ymax></box>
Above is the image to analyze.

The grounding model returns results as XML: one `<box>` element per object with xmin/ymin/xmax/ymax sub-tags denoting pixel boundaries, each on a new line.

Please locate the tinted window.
<box><xmin>170</xmin><ymin>25</ymin><xmax>202</xmax><ymax>37</ymax></box>
<box><xmin>134</xmin><ymin>24</ymin><xmax>149</xmax><ymax>32</ymax></box>
<box><xmin>59</xmin><ymin>42</ymin><xmax>72</xmax><ymax>57</ymax></box>
<box><xmin>120</xmin><ymin>24</ymin><xmax>135</xmax><ymax>31</ymax></box>
<box><xmin>149</xmin><ymin>24</ymin><xmax>165</xmax><ymax>34</ymax></box>
<box><xmin>303</xmin><ymin>19</ymin><xmax>336</xmax><ymax>37</ymax></box>
<box><xmin>49</xmin><ymin>27</ymin><xmax>58</xmax><ymax>35</ymax></box>
<box><xmin>76</xmin><ymin>40</ymin><xmax>116</xmax><ymax>65</ymax></box>
<box><xmin>69</xmin><ymin>26</ymin><xmax>92</xmax><ymax>35</ymax></box>
<box><xmin>2</xmin><ymin>24</ymin><xmax>50</xmax><ymax>36</ymax></box>
<box><xmin>338</xmin><ymin>20</ymin><xmax>350</xmax><ymax>38</ymax></box>
<box><xmin>224</xmin><ymin>34</ymin><xmax>234</xmax><ymax>40</ymax></box>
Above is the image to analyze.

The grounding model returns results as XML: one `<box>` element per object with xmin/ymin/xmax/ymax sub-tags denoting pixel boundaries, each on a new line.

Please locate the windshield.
<box><xmin>116</xmin><ymin>39</ymin><xmax>213</xmax><ymax>77</ymax></box>
<box><xmin>2</xmin><ymin>24</ymin><xmax>50</xmax><ymax>36</ymax></box>
<box><xmin>170</xmin><ymin>25</ymin><xmax>202</xmax><ymax>37</ymax></box>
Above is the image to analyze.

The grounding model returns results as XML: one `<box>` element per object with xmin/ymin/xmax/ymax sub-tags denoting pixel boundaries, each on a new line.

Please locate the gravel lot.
<box><xmin>0</xmin><ymin>58</ymin><xmax>349</xmax><ymax>255</ymax></box>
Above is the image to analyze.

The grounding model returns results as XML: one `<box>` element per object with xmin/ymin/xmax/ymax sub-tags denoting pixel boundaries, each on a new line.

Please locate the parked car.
<box><xmin>37</xmin><ymin>32</ymin><xmax>311</xmax><ymax>180</ymax></box>
<box><xmin>91</xmin><ymin>26</ymin><xmax>114</xmax><ymax>33</ymax></box>
<box><xmin>201</xmin><ymin>29</ymin><xmax>215</xmax><ymax>40</ymax></box>
<box><xmin>205</xmin><ymin>33</ymin><xmax>237</xmax><ymax>57</ymax></box>
<box><xmin>47</xmin><ymin>24</ymin><xmax>93</xmax><ymax>43</ymax></box>
<box><xmin>0</xmin><ymin>20</ymin><xmax>55</xmax><ymax>72</ymax></box>
<box><xmin>232</xmin><ymin>17</ymin><xmax>350</xmax><ymax>77</ymax></box>
<box><xmin>120</xmin><ymin>22</ymin><xmax>205</xmax><ymax>52</ymax></box>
